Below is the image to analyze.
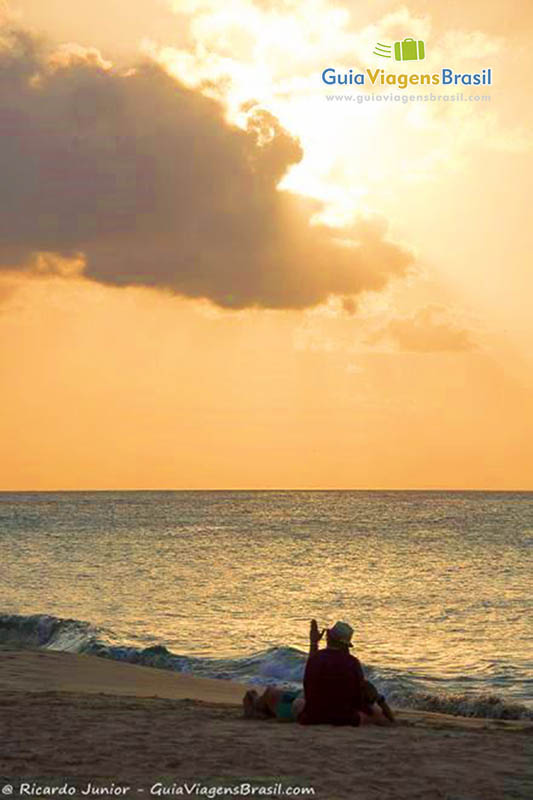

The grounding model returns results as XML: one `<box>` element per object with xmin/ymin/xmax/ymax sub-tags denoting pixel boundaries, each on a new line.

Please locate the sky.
<box><xmin>0</xmin><ymin>0</ymin><xmax>532</xmax><ymax>489</ymax></box>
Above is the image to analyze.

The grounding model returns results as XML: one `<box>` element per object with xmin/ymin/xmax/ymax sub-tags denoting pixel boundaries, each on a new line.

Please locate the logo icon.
<box><xmin>394</xmin><ymin>38</ymin><xmax>425</xmax><ymax>61</ymax></box>
<box><xmin>373</xmin><ymin>42</ymin><xmax>392</xmax><ymax>59</ymax></box>
<box><xmin>374</xmin><ymin>37</ymin><xmax>426</xmax><ymax>61</ymax></box>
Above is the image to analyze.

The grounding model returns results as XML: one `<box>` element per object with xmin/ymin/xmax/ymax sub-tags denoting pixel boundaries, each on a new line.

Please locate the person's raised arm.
<box><xmin>309</xmin><ymin>619</ymin><xmax>325</xmax><ymax>657</ymax></box>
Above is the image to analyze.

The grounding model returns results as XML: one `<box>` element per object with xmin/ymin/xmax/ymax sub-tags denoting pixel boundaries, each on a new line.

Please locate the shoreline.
<box><xmin>1</xmin><ymin>650</ymin><xmax>532</xmax><ymax>800</ymax></box>
<box><xmin>0</xmin><ymin>647</ymin><xmax>530</xmax><ymax>729</ymax></box>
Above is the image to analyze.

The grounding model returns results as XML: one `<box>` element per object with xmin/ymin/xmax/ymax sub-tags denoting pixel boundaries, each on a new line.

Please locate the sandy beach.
<box><xmin>1</xmin><ymin>650</ymin><xmax>532</xmax><ymax>800</ymax></box>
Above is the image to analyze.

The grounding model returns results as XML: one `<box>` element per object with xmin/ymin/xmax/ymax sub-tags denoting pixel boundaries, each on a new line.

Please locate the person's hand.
<box><xmin>310</xmin><ymin>619</ymin><xmax>325</xmax><ymax>645</ymax></box>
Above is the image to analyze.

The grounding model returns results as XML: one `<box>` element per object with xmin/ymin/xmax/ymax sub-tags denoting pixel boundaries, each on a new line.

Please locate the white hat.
<box><xmin>328</xmin><ymin>621</ymin><xmax>354</xmax><ymax>647</ymax></box>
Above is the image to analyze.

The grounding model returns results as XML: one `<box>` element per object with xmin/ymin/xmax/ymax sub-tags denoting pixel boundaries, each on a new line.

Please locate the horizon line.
<box><xmin>1</xmin><ymin>487</ymin><xmax>532</xmax><ymax>493</ymax></box>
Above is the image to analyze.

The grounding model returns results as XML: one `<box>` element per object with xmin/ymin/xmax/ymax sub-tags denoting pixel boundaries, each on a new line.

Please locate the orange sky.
<box><xmin>0</xmin><ymin>0</ymin><xmax>532</xmax><ymax>489</ymax></box>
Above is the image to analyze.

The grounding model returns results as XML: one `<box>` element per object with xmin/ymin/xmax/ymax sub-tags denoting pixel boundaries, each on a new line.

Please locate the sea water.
<box><xmin>1</xmin><ymin>490</ymin><xmax>532</xmax><ymax>719</ymax></box>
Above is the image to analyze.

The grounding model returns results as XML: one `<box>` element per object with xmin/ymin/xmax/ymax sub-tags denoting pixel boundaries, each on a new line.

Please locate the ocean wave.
<box><xmin>0</xmin><ymin>612</ymin><xmax>99</xmax><ymax>652</ymax></box>
<box><xmin>1</xmin><ymin>612</ymin><xmax>532</xmax><ymax>721</ymax></box>
<box><xmin>384</xmin><ymin>688</ymin><xmax>533</xmax><ymax>720</ymax></box>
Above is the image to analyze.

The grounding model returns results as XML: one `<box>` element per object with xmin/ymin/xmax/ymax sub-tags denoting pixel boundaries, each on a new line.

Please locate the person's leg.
<box><xmin>377</xmin><ymin>696</ymin><xmax>395</xmax><ymax>723</ymax></box>
<box><xmin>242</xmin><ymin>687</ymin><xmax>284</xmax><ymax>718</ymax></box>
<box><xmin>243</xmin><ymin>689</ymin><xmax>261</xmax><ymax>718</ymax></box>
<box><xmin>256</xmin><ymin>686</ymin><xmax>285</xmax><ymax>715</ymax></box>
<box><xmin>291</xmin><ymin>695</ymin><xmax>305</xmax><ymax>720</ymax></box>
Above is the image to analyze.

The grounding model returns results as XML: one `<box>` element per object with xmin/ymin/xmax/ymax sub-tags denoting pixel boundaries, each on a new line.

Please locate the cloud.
<box><xmin>370</xmin><ymin>305</ymin><xmax>473</xmax><ymax>352</ymax></box>
<box><xmin>0</xmin><ymin>275</ymin><xmax>19</xmax><ymax>307</ymax></box>
<box><xmin>0</xmin><ymin>24</ymin><xmax>413</xmax><ymax>309</ymax></box>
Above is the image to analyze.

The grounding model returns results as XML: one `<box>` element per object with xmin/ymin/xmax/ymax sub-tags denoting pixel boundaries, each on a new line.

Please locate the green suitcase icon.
<box><xmin>394</xmin><ymin>38</ymin><xmax>425</xmax><ymax>61</ymax></box>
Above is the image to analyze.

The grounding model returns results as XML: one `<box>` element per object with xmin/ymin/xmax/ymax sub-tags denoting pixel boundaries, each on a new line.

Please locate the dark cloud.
<box><xmin>0</xmin><ymin>24</ymin><xmax>414</xmax><ymax>309</ymax></box>
<box><xmin>370</xmin><ymin>306</ymin><xmax>473</xmax><ymax>353</ymax></box>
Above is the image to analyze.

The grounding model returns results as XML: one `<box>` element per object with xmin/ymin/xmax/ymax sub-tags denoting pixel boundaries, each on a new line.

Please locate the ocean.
<box><xmin>1</xmin><ymin>490</ymin><xmax>532</xmax><ymax>719</ymax></box>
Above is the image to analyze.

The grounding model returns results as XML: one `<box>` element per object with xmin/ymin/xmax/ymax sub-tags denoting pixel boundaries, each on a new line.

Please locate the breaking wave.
<box><xmin>1</xmin><ymin>612</ymin><xmax>531</xmax><ymax>721</ymax></box>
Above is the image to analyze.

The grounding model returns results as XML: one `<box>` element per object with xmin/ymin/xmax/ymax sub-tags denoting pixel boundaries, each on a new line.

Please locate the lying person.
<box><xmin>243</xmin><ymin>619</ymin><xmax>395</xmax><ymax>727</ymax></box>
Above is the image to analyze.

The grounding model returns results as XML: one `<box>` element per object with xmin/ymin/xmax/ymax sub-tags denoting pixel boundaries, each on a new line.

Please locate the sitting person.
<box><xmin>243</xmin><ymin>619</ymin><xmax>394</xmax><ymax>727</ymax></box>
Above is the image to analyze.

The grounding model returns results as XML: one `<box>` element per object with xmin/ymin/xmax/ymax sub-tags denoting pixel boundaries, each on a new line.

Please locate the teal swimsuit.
<box><xmin>275</xmin><ymin>690</ymin><xmax>303</xmax><ymax>721</ymax></box>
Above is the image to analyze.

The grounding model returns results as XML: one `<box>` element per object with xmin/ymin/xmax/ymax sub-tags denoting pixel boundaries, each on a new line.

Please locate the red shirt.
<box><xmin>298</xmin><ymin>647</ymin><xmax>365</xmax><ymax>726</ymax></box>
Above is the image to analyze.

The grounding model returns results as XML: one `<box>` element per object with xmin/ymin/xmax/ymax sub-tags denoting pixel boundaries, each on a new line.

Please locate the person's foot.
<box><xmin>243</xmin><ymin>689</ymin><xmax>260</xmax><ymax>718</ymax></box>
